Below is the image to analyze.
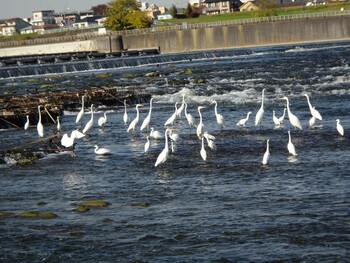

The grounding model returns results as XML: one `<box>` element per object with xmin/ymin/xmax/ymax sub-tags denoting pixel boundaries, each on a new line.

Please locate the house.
<box><xmin>145</xmin><ymin>4</ymin><xmax>161</xmax><ymax>19</ymax></box>
<box><xmin>1</xmin><ymin>18</ymin><xmax>32</xmax><ymax>36</ymax></box>
<box><xmin>239</xmin><ymin>1</ymin><xmax>259</xmax><ymax>11</ymax></box>
<box><xmin>203</xmin><ymin>0</ymin><xmax>241</xmax><ymax>14</ymax></box>
<box><xmin>32</xmin><ymin>10</ymin><xmax>56</xmax><ymax>26</ymax></box>
<box><xmin>72</xmin><ymin>16</ymin><xmax>103</xmax><ymax>29</ymax></box>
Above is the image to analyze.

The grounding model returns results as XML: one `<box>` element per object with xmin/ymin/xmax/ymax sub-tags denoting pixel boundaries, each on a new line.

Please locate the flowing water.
<box><xmin>0</xmin><ymin>41</ymin><xmax>349</xmax><ymax>262</ymax></box>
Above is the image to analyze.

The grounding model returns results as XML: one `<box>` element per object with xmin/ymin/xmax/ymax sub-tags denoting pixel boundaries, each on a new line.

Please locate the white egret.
<box><xmin>236</xmin><ymin>111</ymin><xmax>252</xmax><ymax>127</ymax></box>
<box><xmin>123</xmin><ymin>100</ymin><xmax>128</xmax><ymax>124</ymax></box>
<box><xmin>169</xmin><ymin>130</ymin><xmax>180</xmax><ymax>142</ymax></box>
<box><xmin>197</xmin><ymin>106</ymin><xmax>206</xmax><ymax>139</ymax></box>
<box><xmin>164</xmin><ymin>102</ymin><xmax>178</xmax><ymax>126</ymax></box>
<box><xmin>278</xmin><ymin>108</ymin><xmax>287</xmax><ymax>124</ymax></box>
<box><xmin>273</xmin><ymin>110</ymin><xmax>281</xmax><ymax>126</ymax></box>
<box><xmin>262</xmin><ymin>139</ymin><xmax>270</xmax><ymax>165</ymax></box>
<box><xmin>200</xmin><ymin>137</ymin><xmax>207</xmax><ymax>161</ymax></box>
<box><xmin>24</xmin><ymin>115</ymin><xmax>30</xmax><ymax>130</ymax></box>
<box><xmin>282</xmin><ymin>96</ymin><xmax>302</xmax><ymax>130</ymax></box>
<box><xmin>304</xmin><ymin>94</ymin><xmax>322</xmax><ymax>120</ymax></box>
<box><xmin>150</xmin><ymin>127</ymin><xmax>163</xmax><ymax>140</ymax></box>
<box><xmin>309</xmin><ymin>115</ymin><xmax>316</xmax><ymax>127</ymax></box>
<box><xmin>336</xmin><ymin>119</ymin><xmax>344</xmax><ymax>136</ymax></box>
<box><xmin>176</xmin><ymin>94</ymin><xmax>186</xmax><ymax>117</ymax></box>
<box><xmin>185</xmin><ymin>102</ymin><xmax>197</xmax><ymax>130</ymax></box>
<box><xmin>83</xmin><ymin>104</ymin><xmax>94</xmax><ymax>134</ymax></box>
<box><xmin>127</xmin><ymin>104</ymin><xmax>143</xmax><ymax>133</ymax></box>
<box><xmin>76</xmin><ymin>95</ymin><xmax>85</xmax><ymax>123</ymax></box>
<box><xmin>171</xmin><ymin>140</ymin><xmax>177</xmax><ymax>153</ymax></box>
<box><xmin>37</xmin><ymin>105</ymin><xmax>44</xmax><ymax>137</ymax></box>
<box><xmin>211</xmin><ymin>100</ymin><xmax>225</xmax><ymax>130</ymax></box>
<box><xmin>57</xmin><ymin>116</ymin><xmax>61</xmax><ymax>132</ymax></box>
<box><xmin>61</xmin><ymin>129</ymin><xmax>85</xmax><ymax>148</ymax></box>
<box><xmin>287</xmin><ymin>130</ymin><xmax>297</xmax><ymax>156</ymax></box>
<box><xmin>72</xmin><ymin>129</ymin><xmax>85</xmax><ymax>139</ymax></box>
<box><xmin>255</xmin><ymin>88</ymin><xmax>265</xmax><ymax>127</ymax></box>
<box><xmin>144</xmin><ymin>136</ymin><xmax>150</xmax><ymax>153</ymax></box>
<box><xmin>155</xmin><ymin>128</ymin><xmax>171</xmax><ymax>167</ymax></box>
<box><xmin>94</xmin><ymin>145</ymin><xmax>110</xmax><ymax>155</ymax></box>
<box><xmin>140</xmin><ymin>98</ymin><xmax>153</xmax><ymax>131</ymax></box>
<box><xmin>204</xmin><ymin>132</ymin><xmax>217</xmax><ymax>151</ymax></box>
<box><xmin>98</xmin><ymin>112</ymin><xmax>107</xmax><ymax>128</ymax></box>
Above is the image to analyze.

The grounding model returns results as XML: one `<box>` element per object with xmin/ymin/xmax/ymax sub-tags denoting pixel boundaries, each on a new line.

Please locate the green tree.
<box><xmin>105</xmin><ymin>0</ymin><xmax>151</xmax><ymax>31</ymax></box>
<box><xmin>169</xmin><ymin>4</ymin><xmax>178</xmax><ymax>18</ymax></box>
<box><xmin>184</xmin><ymin>3</ymin><xmax>193</xmax><ymax>16</ymax></box>
<box><xmin>252</xmin><ymin>0</ymin><xmax>278</xmax><ymax>17</ymax></box>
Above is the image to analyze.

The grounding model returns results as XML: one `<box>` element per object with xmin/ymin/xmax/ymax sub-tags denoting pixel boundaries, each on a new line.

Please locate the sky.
<box><xmin>0</xmin><ymin>0</ymin><xmax>189</xmax><ymax>19</ymax></box>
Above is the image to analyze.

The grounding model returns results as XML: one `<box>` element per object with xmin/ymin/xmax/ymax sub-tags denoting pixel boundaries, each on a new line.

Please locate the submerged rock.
<box><xmin>74</xmin><ymin>205</ymin><xmax>90</xmax><ymax>213</ymax></box>
<box><xmin>18</xmin><ymin>211</ymin><xmax>58</xmax><ymax>219</ymax></box>
<box><xmin>183</xmin><ymin>69</ymin><xmax>193</xmax><ymax>75</ymax></box>
<box><xmin>145</xmin><ymin>72</ymin><xmax>159</xmax><ymax>77</ymax></box>
<box><xmin>0</xmin><ymin>211</ymin><xmax>15</xmax><ymax>217</ymax></box>
<box><xmin>130</xmin><ymin>202</ymin><xmax>150</xmax><ymax>207</ymax></box>
<box><xmin>79</xmin><ymin>200</ymin><xmax>110</xmax><ymax>207</ymax></box>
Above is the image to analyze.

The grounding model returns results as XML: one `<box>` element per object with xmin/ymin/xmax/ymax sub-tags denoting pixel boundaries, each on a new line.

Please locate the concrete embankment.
<box><xmin>1</xmin><ymin>15</ymin><xmax>350</xmax><ymax>58</ymax></box>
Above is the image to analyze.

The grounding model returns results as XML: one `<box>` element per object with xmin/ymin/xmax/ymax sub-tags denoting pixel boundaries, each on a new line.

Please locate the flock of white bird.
<box><xmin>23</xmin><ymin>89</ymin><xmax>346</xmax><ymax>166</ymax></box>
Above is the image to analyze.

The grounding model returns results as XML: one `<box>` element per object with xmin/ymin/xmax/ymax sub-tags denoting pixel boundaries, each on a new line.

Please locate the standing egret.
<box><xmin>123</xmin><ymin>100</ymin><xmax>128</xmax><ymax>124</ymax></box>
<box><xmin>185</xmin><ymin>102</ymin><xmax>197</xmax><ymax>130</ymax></box>
<box><xmin>211</xmin><ymin>100</ymin><xmax>225</xmax><ymax>130</ymax></box>
<box><xmin>83</xmin><ymin>104</ymin><xmax>94</xmax><ymax>134</ymax></box>
<box><xmin>155</xmin><ymin>128</ymin><xmax>171</xmax><ymax>167</ymax></box>
<box><xmin>164</xmin><ymin>102</ymin><xmax>178</xmax><ymax>126</ymax></box>
<box><xmin>94</xmin><ymin>145</ymin><xmax>110</xmax><ymax>155</ymax></box>
<box><xmin>262</xmin><ymin>139</ymin><xmax>270</xmax><ymax>165</ymax></box>
<box><xmin>150</xmin><ymin>127</ymin><xmax>163</xmax><ymax>140</ymax></box>
<box><xmin>287</xmin><ymin>130</ymin><xmax>297</xmax><ymax>156</ymax></box>
<box><xmin>57</xmin><ymin>116</ymin><xmax>61</xmax><ymax>132</ymax></box>
<box><xmin>24</xmin><ymin>115</ymin><xmax>30</xmax><ymax>130</ymax></box>
<box><xmin>304</xmin><ymin>94</ymin><xmax>322</xmax><ymax>120</ymax></box>
<box><xmin>144</xmin><ymin>136</ymin><xmax>150</xmax><ymax>153</ymax></box>
<box><xmin>200</xmin><ymin>137</ymin><xmax>207</xmax><ymax>161</ymax></box>
<box><xmin>61</xmin><ymin>130</ymin><xmax>85</xmax><ymax>148</ymax></box>
<box><xmin>127</xmin><ymin>104</ymin><xmax>143</xmax><ymax>133</ymax></box>
<box><xmin>98</xmin><ymin>112</ymin><xmax>107</xmax><ymax>129</ymax></box>
<box><xmin>237</xmin><ymin>111</ymin><xmax>252</xmax><ymax>127</ymax></box>
<box><xmin>140</xmin><ymin>98</ymin><xmax>153</xmax><ymax>131</ymax></box>
<box><xmin>255</xmin><ymin>88</ymin><xmax>265</xmax><ymax>127</ymax></box>
<box><xmin>273</xmin><ymin>110</ymin><xmax>281</xmax><ymax>126</ymax></box>
<box><xmin>204</xmin><ymin>132</ymin><xmax>217</xmax><ymax>151</ymax></box>
<box><xmin>176</xmin><ymin>94</ymin><xmax>186</xmax><ymax>117</ymax></box>
<box><xmin>336</xmin><ymin>119</ymin><xmax>344</xmax><ymax>136</ymax></box>
<box><xmin>197</xmin><ymin>106</ymin><xmax>206</xmax><ymax>139</ymax></box>
<box><xmin>282</xmin><ymin>96</ymin><xmax>302</xmax><ymax>130</ymax></box>
<box><xmin>278</xmin><ymin>108</ymin><xmax>287</xmax><ymax>124</ymax></box>
<box><xmin>37</xmin><ymin>105</ymin><xmax>44</xmax><ymax>137</ymax></box>
<box><xmin>169</xmin><ymin>130</ymin><xmax>180</xmax><ymax>142</ymax></box>
<box><xmin>76</xmin><ymin>95</ymin><xmax>85</xmax><ymax>123</ymax></box>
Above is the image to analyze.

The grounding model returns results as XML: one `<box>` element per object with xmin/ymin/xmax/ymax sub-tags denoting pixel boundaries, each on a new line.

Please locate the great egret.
<box><xmin>57</xmin><ymin>116</ymin><xmax>61</xmax><ymax>132</ymax></box>
<box><xmin>155</xmin><ymin>128</ymin><xmax>171</xmax><ymax>167</ymax></box>
<box><xmin>237</xmin><ymin>111</ymin><xmax>251</xmax><ymax>127</ymax></box>
<box><xmin>255</xmin><ymin>88</ymin><xmax>265</xmax><ymax>127</ymax></box>
<box><xmin>37</xmin><ymin>105</ymin><xmax>44</xmax><ymax>137</ymax></box>
<box><xmin>278</xmin><ymin>108</ymin><xmax>286</xmax><ymax>124</ymax></box>
<box><xmin>282</xmin><ymin>96</ymin><xmax>302</xmax><ymax>130</ymax></box>
<box><xmin>171</xmin><ymin>140</ymin><xmax>177</xmax><ymax>153</ymax></box>
<box><xmin>98</xmin><ymin>112</ymin><xmax>107</xmax><ymax>128</ymax></box>
<box><xmin>185</xmin><ymin>102</ymin><xmax>197</xmax><ymax>130</ymax></box>
<box><xmin>287</xmin><ymin>130</ymin><xmax>297</xmax><ymax>156</ymax></box>
<box><xmin>211</xmin><ymin>100</ymin><xmax>225</xmax><ymax>129</ymax></box>
<box><xmin>94</xmin><ymin>145</ymin><xmax>110</xmax><ymax>155</ymax></box>
<box><xmin>24</xmin><ymin>115</ymin><xmax>30</xmax><ymax>130</ymax></box>
<box><xmin>336</xmin><ymin>119</ymin><xmax>344</xmax><ymax>136</ymax></box>
<box><xmin>144</xmin><ymin>136</ymin><xmax>150</xmax><ymax>153</ymax></box>
<box><xmin>164</xmin><ymin>102</ymin><xmax>178</xmax><ymax>126</ymax></box>
<box><xmin>176</xmin><ymin>94</ymin><xmax>186</xmax><ymax>117</ymax></box>
<box><xmin>127</xmin><ymin>104</ymin><xmax>143</xmax><ymax>133</ymax></box>
<box><xmin>309</xmin><ymin>115</ymin><xmax>316</xmax><ymax>127</ymax></box>
<box><xmin>76</xmin><ymin>95</ymin><xmax>85</xmax><ymax>123</ymax></box>
<box><xmin>200</xmin><ymin>137</ymin><xmax>207</xmax><ymax>161</ymax></box>
<box><xmin>204</xmin><ymin>132</ymin><xmax>217</xmax><ymax>151</ymax></box>
<box><xmin>140</xmin><ymin>98</ymin><xmax>153</xmax><ymax>131</ymax></box>
<box><xmin>83</xmin><ymin>104</ymin><xmax>94</xmax><ymax>134</ymax></box>
<box><xmin>123</xmin><ymin>100</ymin><xmax>128</xmax><ymax>124</ymax></box>
<box><xmin>262</xmin><ymin>139</ymin><xmax>270</xmax><ymax>165</ymax></box>
<box><xmin>169</xmin><ymin>130</ymin><xmax>180</xmax><ymax>142</ymax></box>
<box><xmin>197</xmin><ymin>106</ymin><xmax>205</xmax><ymax>139</ymax></box>
<box><xmin>273</xmin><ymin>110</ymin><xmax>281</xmax><ymax>126</ymax></box>
<box><xmin>61</xmin><ymin>130</ymin><xmax>85</xmax><ymax>148</ymax></box>
<box><xmin>150</xmin><ymin>127</ymin><xmax>163</xmax><ymax>140</ymax></box>
<box><xmin>304</xmin><ymin>94</ymin><xmax>322</xmax><ymax>120</ymax></box>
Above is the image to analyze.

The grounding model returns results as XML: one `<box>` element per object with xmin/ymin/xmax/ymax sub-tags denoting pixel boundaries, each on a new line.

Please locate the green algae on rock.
<box><xmin>0</xmin><ymin>211</ymin><xmax>15</xmax><ymax>217</ymax></box>
<box><xmin>79</xmin><ymin>200</ymin><xmax>110</xmax><ymax>207</ymax></box>
<box><xmin>18</xmin><ymin>211</ymin><xmax>58</xmax><ymax>219</ymax></box>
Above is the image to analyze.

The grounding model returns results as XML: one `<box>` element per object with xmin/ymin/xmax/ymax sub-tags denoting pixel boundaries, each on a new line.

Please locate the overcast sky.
<box><xmin>0</xmin><ymin>0</ymin><xmax>189</xmax><ymax>19</ymax></box>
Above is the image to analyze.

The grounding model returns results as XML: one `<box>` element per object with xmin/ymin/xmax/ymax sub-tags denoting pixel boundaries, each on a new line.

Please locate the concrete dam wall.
<box><xmin>121</xmin><ymin>16</ymin><xmax>350</xmax><ymax>53</ymax></box>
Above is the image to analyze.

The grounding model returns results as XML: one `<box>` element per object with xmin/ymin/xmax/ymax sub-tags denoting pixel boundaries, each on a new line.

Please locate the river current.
<box><xmin>0</xmin><ymin>41</ymin><xmax>349</xmax><ymax>262</ymax></box>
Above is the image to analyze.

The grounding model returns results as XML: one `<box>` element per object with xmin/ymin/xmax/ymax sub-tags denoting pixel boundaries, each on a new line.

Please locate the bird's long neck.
<box><xmin>198</xmin><ymin>109</ymin><xmax>203</xmax><ymax>123</ymax></box>
<box><xmin>164</xmin><ymin>130</ymin><xmax>169</xmax><ymax>150</ymax></box>
<box><xmin>261</xmin><ymin>90</ymin><xmax>265</xmax><ymax>108</ymax></box>
<box><xmin>185</xmin><ymin>103</ymin><xmax>188</xmax><ymax>116</ymax></box>
<box><xmin>267</xmin><ymin>140</ymin><xmax>269</xmax><ymax>151</ymax></box>
<box><xmin>149</xmin><ymin>100</ymin><xmax>153</xmax><ymax>115</ymax></box>
<box><xmin>285</xmin><ymin>99</ymin><xmax>291</xmax><ymax>115</ymax></box>
<box><xmin>38</xmin><ymin>106</ymin><xmax>41</xmax><ymax>122</ymax></box>
<box><xmin>136</xmin><ymin>106</ymin><xmax>140</xmax><ymax>120</ymax></box>
<box><xmin>214</xmin><ymin>103</ymin><xmax>218</xmax><ymax>115</ymax></box>
<box><xmin>305</xmin><ymin>95</ymin><xmax>312</xmax><ymax>110</ymax></box>
<box><xmin>282</xmin><ymin>109</ymin><xmax>286</xmax><ymax>118</ymax></box>
<box><xmin>82</xmin><ymin>97</ymin><xmax>84</xmax><ymax>108</ymax></box>
<box><xmin>246</xmin><ymin>112</ymin><xmax>250</xmax><ymax>120</ymax></box>
<box><xmin>288</xmin><ymin>132</ymin><xmax>291</xmax><ymax>142</ymax></box>
<box><xmin>124</xmin><ymin>101</ymin><xmax>127</xmax><ymax>110</ymax></box>
<box><xmin>90</xmin><ymin>106</ymin><xmax>94</xmax><ymax>120</ymax></box>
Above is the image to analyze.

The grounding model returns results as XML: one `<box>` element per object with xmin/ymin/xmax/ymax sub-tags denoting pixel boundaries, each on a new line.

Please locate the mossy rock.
<box><xmin>102</xmin><ymin>217</ymin><xmax>112</xmax><ymax>223</ymax></box>
<box><xmin>183</xmin><ymin>69</ymin><xmax>193</xmax><ymax>75</ymax></box>
<box><xmin>122</xmin><ymin>73</ymin><xmax>138</xmax><ymax>78</ymax></box>
<box><xmin>37</xmin><ymin>201</ymin><xmax>47</xmax><ymax>206</ymax></box>
<box><xmin>193</xmin><ymin>78</ymin><xmax>207</xmax><ymax>84</ymax></box>
<box><xmin>79</xmin><ymin>200</ymin><xmax>110</xmax><ymax>208</ymax></box>
<box><xmin>97</xmin><ymin>73</ymin><xmax>112</xmax><ymax>78</ymax></box>
<box><xmin>145</xmin><ymin>72</ymin><xmax>159</xmax><ymax>77</ymax></box>
<box><xmin>0</xmin><ymin>211</ymin><xmax>15</xmax><ymax>217</ymax></box>
<box><xmin>69</xmin><ymin>231</ymin><xmax>85</xmax><ymax>237</ymax></box>
<box><xmin>41</xmin><ymin>84</ymin><xmax>54</xmax><ymax>89</ymax></box>
<box><xmin>18</xmin><ymin>211</ymin><xmax>58</xmax><ymax>219</ymax></box>
<box><xmin>130</xmin><ymin>202</ymin><xmax>150</xmax><ymax>208</ymax></box>
<box><xmin>74</xmin><ymin>205</ymin><xmax>90</xmax><ymax>213</ymax></box>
